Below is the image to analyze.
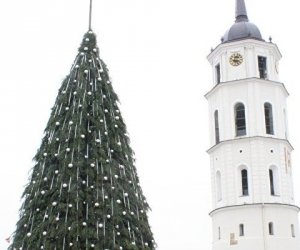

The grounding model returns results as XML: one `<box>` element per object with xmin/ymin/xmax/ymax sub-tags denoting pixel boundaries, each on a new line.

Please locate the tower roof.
<box><xmin>222</xmin><ymin>0</ymin><xmax>263</xmax><ymax>43</ymax></box>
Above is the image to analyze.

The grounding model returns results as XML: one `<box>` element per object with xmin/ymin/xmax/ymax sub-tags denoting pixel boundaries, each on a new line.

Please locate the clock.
<box><xmin>229</xmin><ymin>53</ymin><xmax>243</xmax><ymax>66</ymax></box>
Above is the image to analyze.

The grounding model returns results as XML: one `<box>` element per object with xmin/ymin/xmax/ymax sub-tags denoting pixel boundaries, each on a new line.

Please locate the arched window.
<box><xmin>241</xmin><ymin>169</ymin><xmax>249</xmax><ymax>196</ymax></box>
<box><xmin>264</xmin><ymin>103</ymin><xmax>274</xmax><ymax>135</ymax></box>
<box><xmin>269</xmin><ymin>222</ymin><xmax>274</xmax><ymax>235</ymax></box>
<box><xmin>235</xmin><ymin>103</ymin><xmax>246</xmax><ymax>136</ymax></box>
<box><xmin>269</xmin><ymin>169</ymin><xmax>275</xmax><ymax>195</ymax></box>
<box><xmin>269</xmin><ymin>166</ymin><xmax>280</xmax><ymax>196</ymax></box>
<box><xmin>239</xmin><ymin>224</ymin><xmax>245</xmax><ymax>236</ymax></box>
<box><xmin>291</xmin><ymin>224</ymin><xmax>295</xmax><ymax>237</ymax></box>
<box><xmin>214</xmin><ymin>110</ymin><xmax>220</xmax><ymax>144</ymax></box>
<box><xmin>216</xmin><ymin>171</ymin><xmax>222</xmax><ymax>201</ymax></box>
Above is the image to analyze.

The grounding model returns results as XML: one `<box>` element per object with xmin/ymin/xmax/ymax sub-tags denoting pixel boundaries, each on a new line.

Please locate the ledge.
<box><xmin>205</xmin><ymin>77</ymin><xmax>289</xmax><ymax>99</ymax></box>
<box><xmin>207</xmin><ymin>136</ymin><xmax>293</xmax><ymax>154</ymax></box>
<box><xmin>209</xmin><ymin>203</ymin><xmax>300</xmax><ymax>216</ymax></box>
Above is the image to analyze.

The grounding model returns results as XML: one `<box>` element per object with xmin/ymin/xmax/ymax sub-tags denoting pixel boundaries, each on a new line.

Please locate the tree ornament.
<box><xmin>95</xmin><ymin>202</ymin><xmax>99</xmax><ymax>207</ymax></box>
<box><xmin>56</xmin><ymin>138</ymin><xmax>60</xmax><ymax>141</ymax></box>
<box><xmin>69</xmin><ymin>121</ymin><xmax>73</xmax><ymax>125</ymax></box>
<box><xmin>52</xmin><ymin>202</ymin><xmax>57</xmax><ymax>206</ymax></box>
<box><xmin>131</xmin><ymin>212</ymin><xmax>134</xmax><ymax>215</ymax></box>
<box><xmin>90</xmin><ymin>185</ymin><xmax>94</xmax><ymax>189</ymax></box>
<box><xmin>65</xmin><ymin>107</ymin><xmax>69</xmax><ymax>111</ymax></box>
<box><xmin>41</xmin><ymin>191</ymin><xmax>45</xmax><ymax>195</ymax></box>
<box><xmin>99</xmin><ymin>223</ymin><xmax>103</xmax><ymax>228</ymax></box>
<box><xmin>104</xmin><ymin>195</ymin><xmax>108</xmax><ymax>199</ymax></box>
<box><xmin>55</xmin><ymin>122</ymin><xmax>60</xmax><ymax>126</ymax></box>
<box><xmin>27</xmin><ymin>233</ymin><xmax>31</xmax><ymax>237</ymax></box>
<box><xmin>115</xmin><ymin>116</ymin><xmax>120</xmax><ymax>120</ymax></box>
<box><xmin>54</xmin><ymin>153</ymin><xmax>58</xmax><ymax>157</ymax></box>
<box><xmin>104</xmin><ymin>131</ymin><xmax>108</xmax><ymax>135</ymax></box>
<box><xmin>43</xmin><ymin>177</ymin><xmax>47</xmax><ymax>181</ymax></box>
<box><xmin>88</xmin><ymin>91</ymin><xmax>92</xmax><ymax>95</ymax></box>
<box><xmin>84</xmin><ymin>70</ymin><xmax>89</xmax><ymax>74</ymax></box>
<box><xmin>124</xmin><ymin>193</ymin><xmax>128</xmax><ymax>197</ymax></box>
<box><xmin>69</xmin><ymin>243</ymin><xmax>73</xmax><ymax>246</ymax></box>
<box><xmin>93</xmin><ymin>48</ymin><xmax>97</xmax><ymax>52</ymax></box>
<box><xmin>68</xmin><ymin>227</ymin><xmax>71</xmax><ymax>231</ymax></box>
<box><xmin>84</xmin><ymin>47</ymin><xmax>88</xmax><ymax>51</ymax></box>
<box><xmin>73</xmin><ymin>91</ymin><xmax>77</xmax><ymax>95</ymax></box>
<box><xmin>44</xmin><ymin>214</ymin><xmax>49</xmax><ymax>219</ymax></box>
<box><xmin>100</xmin><ymin>119</ymin><xmax>104</xmax><ymax>123</ymax></box>
<box><xmin>62</xmin><ymin>90</ymin><xmax>66</xmax><ymax>94</ymax></box>
<box><xmin>55</xmin><ymin>170</ymin><xmax>59</xmax><ymax>174</ymax></box>
<box><xmin>103</xmin><ymin>95</ymin><xmax>106</xmax><ymax>98</ymax></box>
<box><xmin>69</xmin><ymin>204</ymin><xmax>73</xmax><ymax>208</ymax></box>
<box><xmin>82</xmin><ymin>222</ymin><xmax>87</xmax><ymax>226</ymax></box>
<box><xmin>42</xmin><ymin>231</ymin><xmax>47</xmax><ymax>236</ymax></box>
<box><xmin>85</xmin><ymin>38</ymin><xmax>90</xmax><ymax>42</ymax></box>
<box><xmin>63</xmin><ymin>183</ymin><xmax>68</xmax><ymax>188</ymax></box>
<box><xmin>56</xmin><ymin>217</ymin><xmax>59</xmax><ymax>221</ymax></box>
<box><xmin>97</xmin><ymin>77</ymin><xmax>101</xmax><ymax>81</ymax></box>
<box><xmin>116</xmin><ymin>199</ymin><xmax>121</xmax><ymax>204</ymax></box>
<box><xmin>68</xmin><ymin>163</ymin><xmax>73</xmax><ymax>168</ymax></box>
<box><xmin>66</xmin><ymin>148</ymin><xmax>71</xmax><ymax>152</ymax></box>
<box><xmin>43</xmin><ymin>153</ymin><xmax>47</xmax><ymax>156</ymax></box>
<box><xmin>115</xmin><ymin>125</ymin><xmax>118</xmax><ymax>128</ymax></box>
<box><xmin>122</xmin><ymin>211</ymin><xmax>126</xmax><ymax>215</ymax></box>
<box><xmin>91</xmin><ymin>244</ymin><xmax>95</xmax><ymax>248</ymax></box>
<box><xmin>107</xmin><ymin>215</ymin><xmax>111</xmax><ymax>219</ymax></box>
<box><xmin>81</xmin><ymin>134</ymin><xmax>85</xmax><ymax>138</ymax></box>
<box><xmin>114</xmin><ymin>175</ymin><xmax>119</xmax><ymax>179</ymax></box>
<box><xmin>78</xmin><ymin>104</ymin><xmax>82</xmax><ymax>108</ymax></box>
<box><xmin>117</xmin><ymin>142</ymin><xmax>121</xmax><ymax>146</ymax></box>
<box><xmin>106</xmin><ymin>80</ymin><xmax>110</xmax><ymax>84</ymax></box>
<box><xmin>82</xmin><ymin>180</ymin><xmax>86</xmax><ymax>184</ymax></box>
<box><xmin>75</xmin><ymin>65</ymin><xmax>79</xmax><ymax>68</ymax></box>
<box><xmin>96</xmin><ymin>139</ymin><xmax>100</xmax><ymax>143</ymax></box>
<box><xmin>36</xmin><ymin>208</ymin><xmax>40</xmax><ymax>212</ymax></box>
<box><xmin>117</xmin><ymin>232</ymin><xmax>120</xmax><ymax>235</ymax></box>
<box><xmin>90</xmin><ymin>163</ymin><xmax>95</xmax><ymax>167</ymax></box>
<box><xmin>80</xmin><ymin>52</ymin><xmax>85</xmax><ymax>55</ymax></box>
<box><xmin>104</xmin><ymin>109</ymin><xmax>108</xmax><ymax>113</ymax></box>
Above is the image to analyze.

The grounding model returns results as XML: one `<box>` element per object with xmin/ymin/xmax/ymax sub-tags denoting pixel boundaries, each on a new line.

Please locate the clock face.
<box><xmin>229</xmin><ymin>53</ymin><xmax>243</xmax><ymax>66</ymax></box>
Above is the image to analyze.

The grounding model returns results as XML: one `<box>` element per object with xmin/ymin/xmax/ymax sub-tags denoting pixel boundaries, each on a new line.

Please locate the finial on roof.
<box><xmin>89</xmin><ymin>0</ymin><xmax>93</xmax><ymax>30</ymax></box>
<box><xmin>235</xmin><ymin>0</ymin><xmax>249</xmax><ymax>22</ymax></box>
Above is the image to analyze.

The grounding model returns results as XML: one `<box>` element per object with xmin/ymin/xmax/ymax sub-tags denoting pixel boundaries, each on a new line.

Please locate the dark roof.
<box><xmin>222</xmin><ymin>0</ymin><xmax>263</xmax><ymax>43</ymax></box>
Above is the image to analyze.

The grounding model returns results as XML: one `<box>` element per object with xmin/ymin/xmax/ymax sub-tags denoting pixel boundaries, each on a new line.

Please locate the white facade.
<box><xmin>206</xmin><ymin>23</ymin><xmax>300</xmax><ymax>250</ymax></box>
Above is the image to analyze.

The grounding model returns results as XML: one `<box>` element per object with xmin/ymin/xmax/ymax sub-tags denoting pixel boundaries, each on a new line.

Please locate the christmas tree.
<box><xmin>9</xmin><ymin>30</ymin><xmax>155</xmax><ymax>249</ymax></box>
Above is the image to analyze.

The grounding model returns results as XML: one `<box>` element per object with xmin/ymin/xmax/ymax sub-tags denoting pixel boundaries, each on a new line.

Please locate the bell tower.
<box><xmin>206</xmin><ymin>0</ymin><xmax>300</xmax><ymax>249</ymax></box>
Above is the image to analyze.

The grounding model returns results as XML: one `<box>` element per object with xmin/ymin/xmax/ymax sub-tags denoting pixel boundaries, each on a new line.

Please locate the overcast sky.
<box><xmin>1</xmin><ymin>0</ymin><xmax>300</xmax><ymax>249</ymax></box>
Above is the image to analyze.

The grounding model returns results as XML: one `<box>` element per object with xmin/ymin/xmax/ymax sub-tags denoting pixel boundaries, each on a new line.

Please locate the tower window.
<box><xmin>264</xmin><ymin>103</ymin><xmax>274</xmax><ymax>135</ymax></box>
<box><xmin>216</xmin><ymin>171</ymin><xmax>222</xmax><ymax>201</ymax></box>
<box><xmin>269</xmin><ymin>166</ymin><xmax>280</xmax><ymax>196</ymax></box>
<box><xmin>269</xmin><ymin>222</ymin><xmax>274</xmax><ymax>235</ymax></box>
<box><xmin>241</xmin><ymin>169</ymin><xmax>249</xmax><ymax>196</ymax></box>
<box><xmin>235</xmin><ymin>103</ymin><xmax>246</xmax><ymax>136</ymax></box>
<box><xmin>258</xmin><ymin>56</ymin><xmax>267</xmax><ymax>79</ymax></box>
<box><xmin>215</xmin><ymin>64</ymin><xmax>221</xmax><ymax>84</ymax></box>
<box><xmin>239</xmin><ymin>224</ymin><xmax>245</xmax><ymax>236</ymax></box>
<box><xmin>291</xmin><ymin>224</ymin><xmax>295</xmax><ymax>238</ymax></box>
<box><xmin>214</xmin><ymin>110</ymin><xmax>220</xmax><ymax>144</ymax></box>
<box><xmin>269</xmin><ymin>169</ymin><xmax>275</xmax><ymax>195</ymax></box>
<box><xmin>218</xmin><ymin>227</ymin><xmax>221</xmax><ymax>240</ymax></box>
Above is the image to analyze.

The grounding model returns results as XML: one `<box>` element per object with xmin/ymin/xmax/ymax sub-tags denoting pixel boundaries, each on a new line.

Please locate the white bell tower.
<box><xmin>206</xmin><ymin>1</ymin><xmax>300</xmax><ymax>249</ymax></box>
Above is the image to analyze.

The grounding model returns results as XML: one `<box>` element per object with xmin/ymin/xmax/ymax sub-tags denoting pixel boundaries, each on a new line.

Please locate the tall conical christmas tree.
<box><xmin>10</xmin><ymin>27</ymin><xmax>155</xmax><ymax>250</ymax></box>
